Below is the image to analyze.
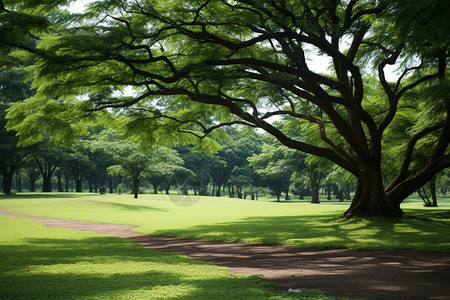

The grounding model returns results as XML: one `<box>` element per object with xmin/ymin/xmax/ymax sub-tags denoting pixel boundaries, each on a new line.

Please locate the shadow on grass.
<box><xmin>0</xmin><ymin>193</ymin><xmax>93</xmax><ymax>200</ymax></box>
<box><xmin>258</xmin><ymin>197</ymin><xmax>351</xmax><ymax>205</ymax></box>
<box><xmin>102</xmin><ymin>202</ymin><xmax>168</xmax><ymax>212</ymax></box>
<box><xmin>404</xmin><ymin>209</ymin><xmax>450</xmax><ymax>223</ymax></box>
<box><xmin>153</xmin><ymin>211</ymin><xmax>450</xmax><ymax>251</ymax></box>
<box><xmin>0</xmin><ymin>236</ymin><xmax>283</xmax><ymax>300</ymax></box>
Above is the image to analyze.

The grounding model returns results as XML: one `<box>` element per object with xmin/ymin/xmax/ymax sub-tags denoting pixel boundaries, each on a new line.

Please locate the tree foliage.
<box><xmin>95</xmin><ymin>130</ymin><xmax>186</xmax><ymax>198</ymax></box>
<box><xmin>0</xmin><ymin>65</ymin><xmax>33</xmax><ymax>193</ymax></box>
<box><xmin>3</xmin><ymin>0</ymin><xmax>449</xmax><ymax>217</ymax></box>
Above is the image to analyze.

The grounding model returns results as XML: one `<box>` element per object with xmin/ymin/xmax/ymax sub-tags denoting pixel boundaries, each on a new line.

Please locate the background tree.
<box><xmin>30</xmin><ymin>139</ymin><xmax>63</xmax><ymax>192</ymax></box>
<box><xmin>85</xmin><ymin>128</ymin><xmax>119</xmax><ymax>193</ymax></box>
<box><xmin>437</xmin><ymin>169</ymin><xmax>449</xmax><ymax>195</ymax></box>
<box><xmin>21</xmin><ymin>156</ymin><xmax>40</xmax><ymax>192</ymax></box>
<box><xmin>248</xmin><ymin>144</ymin><xmax>293</xmax><ymax>201</ymax></box>
<box><xmin>324</xmin><ymin>166</ymin><xmax>357</xmax><ymax>202</ymax></box>
<box><xmin>145</xmin><ymin>149</ymin><xmax>187</xmax><ymax>195</ymax></box>
<box><xmin>220</xmin><ymin>129</ymin><xmax>262</xmax><ymax>198</ymax></box>
<box><xmin>207</xmin><ymin>155</ymin><xmax>228</xmax><ymax>197</ymax></box>
<box><xmin>228</xmin><ymin>166</ymin><xmax>254</xmax><ymax>199</ymax></box>
<box><xmin>66</xmin><ymin>144</ymin><xmax>90</xmax><ymax>192</ymax></box>
<box><xmin>102</xmin><ymin>129</ymin><xmax>185</xmax><ymax>199</ymax></box>
<box><xmin>303</xmin><ymin>155</ymin><xmax>333</xmax><ymax>204</ymax></box>
<box><xmin>107</xmin><ymin>145</ymin><xmax>152</xmax><ymax>199</ymax></box>
<box><xmin>417</xmin><ymin>177</ymin><xmax>438</xmax><ymax>207</ymax></box>
<box><xmin>0</xmin><ymin>64</ymin><xmax>33</xmax><ymax>194</ymax></box>
<box><xmin>177</xmin><ymin>146</ymin><xmax>213</xmax><ymax>195</ymax></box>
<box><xmin>291</xmin><ymin>174</ymin><xmax>309</xmax><ymax>201</ymax></box>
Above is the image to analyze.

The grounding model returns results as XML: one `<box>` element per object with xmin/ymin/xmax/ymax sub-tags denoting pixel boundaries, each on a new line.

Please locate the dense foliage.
<box><xmin>0</xmin><ymin>0</ymin><xmax>449</xmax><ymax>217</ymax></box>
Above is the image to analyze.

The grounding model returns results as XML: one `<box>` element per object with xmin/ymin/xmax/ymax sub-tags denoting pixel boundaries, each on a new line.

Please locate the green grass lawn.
<box><xmin>0</xmin><ymin>215</ymin><xmax>353</xmax><ymax>299</ymax></box>
<box><xmin>1</xmin><ymin>193</ymin><xmax>449</xmax><ymax>251</ymax></box>
<box><xmin>1</xmin><ymin>193</ymin><xmax>448</xmax><ymax>299</ymax></box>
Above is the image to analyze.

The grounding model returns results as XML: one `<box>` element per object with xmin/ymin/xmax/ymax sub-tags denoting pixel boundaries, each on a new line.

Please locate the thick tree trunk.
<box><xmin>237</xmin><ymin>186</ymin><xmax>242</xmax><ymax>199</ymax></box>
<box><xmin>2</xmin><ymin>171</ymin><xmax>13</xmax><ymax>194</ymax></box>
<box><xmin>215</xmin><ymin>184</ymin><xmax>221</xmax><ymax>197</ymax></box>
<box><xmin>430</xmin><ymin>176</ymin><xmax>438</xmax><ymax>207</ymax></box>
<box><xmin>74</xmin><ymin>178</ymin><xmax>82</xmax><ymax>193</ymax></box>
<box><xmin>231</xmin><ymin>185</ymin><xmax>235</xmax><ymax>197</ymax></box>
<box><xmin>336</xmin><ymin>190</ymin><xmax>344</xmax><ymax>202</ymax></box>
<box><xmin>309</xmin><ymin>170</ymin><xmax>321</xmax><ymax>204</ymax></box>
<box><xmin>29</xmin><ymin>177</ymin><xmax>36</xmax><ymax>192</ymax></box>
<box><xmin>56</xmin><ymin>171</ymin><xmax>63</xmax><ymax>192</ymax></box>
<box><xmin>108</xmin><ymin>177</ymin><xmax>113</xmax><ymax>193</ymax></box>
<box><xmin>16</xmin><ymin>174</ymin><xmax>22</xmax><ymax>192</ymax></box>
<box><xmin>2</xmin><ymin>158</ymin><xmax>25</xmax><ymax>194</ymax></box>
<box><xmin>42</xmin><ymin>176</ymin><xmax>52</xmax><ymax>192</ymax></box>
<box><xmin>310</xmin><ymin>173</ymin><xmax>320</xmax><ymax>203</ymax></box>
<box><xmin>64</xmin><ymin>178</ymin><xmax>69</xmax><ymax>192</ymax></box>
<box><xmin>342</xmin><ymin>166</ymin><xmax>403</xmax><ymax>218</ymax></box>
<box><xmin>36</xmin><ymin>158</ymin><xmax>57</xmax><ymax>193</ymax></box>
<box><xmin>133</xmin><ymin>177</ymin><xmax>140</xmax><ymax>199</ymax></box>
<box><xmin>311</xmin><ymin>183</ymin><xmax>320</xmax><ymax>203</ymax></box>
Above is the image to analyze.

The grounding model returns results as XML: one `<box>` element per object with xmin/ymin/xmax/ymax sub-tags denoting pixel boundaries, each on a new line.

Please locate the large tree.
<box><xmin>30</xmin><ymin>139</ymin><xmax>63</xmax><ymax>192</ymax></box>
<box><xmin>248</xmin><ymin>144</ymin><xmax>293</xmax><ymax>202</ymax></box>
<box><xmin>4</xmin><ymin>0</ymin><xmax>450</xmax><ymax>217</ymax></box>
<box><xmin>0</xmin><ymin>65</ymin><xmax>33</xmax><ymax>194</ymax></box>
<box><xmin>21</xmin><ymin>156</ymin><xmax>41</xmax><ymax>192</ymax></box>
<box><xmin>99</xmin><ymin>129</ymin><xmax>185</xmax><ymax>198</ymax></box>
<box><xmin>220</xmin><ymin>128</ymin><xmax>262</xmax><ymax>197</ymax></box>
<box><xmin>66</xmin><ymin>145</ymin><xmax>90</xmax><ymax>192</ymax></box>
<box><xmin>177</xmin><ymin>146</ymin><xmax>214</xmax><ymax>195</ymax></box>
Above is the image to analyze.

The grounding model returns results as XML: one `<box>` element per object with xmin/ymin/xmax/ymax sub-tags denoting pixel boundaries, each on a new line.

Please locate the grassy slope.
<box><xmin>1</xmin><ymin>193</ymin><xmax>449</xmax><ymax>252</ymax></box>
<box><xmin>0</xmin><ymin>215</ymin><xmax>357</xmax><ymax>300</ymax></box>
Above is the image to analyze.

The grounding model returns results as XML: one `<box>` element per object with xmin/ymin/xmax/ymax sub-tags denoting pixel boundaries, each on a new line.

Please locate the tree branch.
<box><xmin>387</xmin><ymin>154</ymin><xmax>450</xmax><ymax>205</ymax></box>
<box><xmin>385</xmin><ymin>121</ymin><xmax>446</xmax><ymax>193</ymax></box>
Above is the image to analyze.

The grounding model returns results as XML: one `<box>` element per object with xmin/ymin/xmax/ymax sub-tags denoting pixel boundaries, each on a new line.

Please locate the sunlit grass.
<box><xmin>1</xmin><ymin>192</ymin><xmax>449</xmax><ymax>251</ymax></box>
<box><xmin>1</xmin><ymin>216</ymin><xmax>353</xmax><ymax>299</ymax></box>
<box><xmin>1</xmin><ymin>193</ymin><xmax>447</xmax><ymax>299</ymax></box>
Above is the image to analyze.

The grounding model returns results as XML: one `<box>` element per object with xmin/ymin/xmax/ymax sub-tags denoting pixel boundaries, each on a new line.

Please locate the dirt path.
<box><xmin>1</xmin><ymin>208</ymin><xmax>449</xmax><ymax>300</ymax></box>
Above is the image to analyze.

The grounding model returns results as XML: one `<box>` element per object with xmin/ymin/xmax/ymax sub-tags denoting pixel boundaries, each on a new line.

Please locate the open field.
<box><xmin>0</xmin><ymin>194</ymin><xmax>373</xmax><ymax>300</ymax></box>
<box><xmin>1</xmin><ymin>193</ymin><xmax>449</xmax><ymax>251</ymax></box>
<box><xmin>2</xmin><ymin>215</ymin><xmax>354</xmax><ymax>299</ymax></box>
<box><xmin>1</xmin><ymin>193</ymin><xmax>449</xmax><ymax>299</ymax></box>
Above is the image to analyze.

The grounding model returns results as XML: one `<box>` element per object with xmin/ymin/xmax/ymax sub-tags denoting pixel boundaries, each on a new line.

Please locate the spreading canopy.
<box><xmin>3</xmin><ymin>0</ymin><xmax>450</xmax><ymax>217</ymax></box>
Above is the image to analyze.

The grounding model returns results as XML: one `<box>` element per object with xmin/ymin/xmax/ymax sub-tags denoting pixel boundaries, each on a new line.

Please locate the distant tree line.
<box><xmin>2</xmin><ymin>113</ymin><xmax>449</xmax><ymax>204</ymax></box>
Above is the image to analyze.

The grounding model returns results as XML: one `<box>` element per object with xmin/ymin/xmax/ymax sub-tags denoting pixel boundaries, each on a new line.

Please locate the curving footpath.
<box><xmin>1</xmin><ymin>208</ymin><xmax>449</xmax><ymax>300</ymax></box>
